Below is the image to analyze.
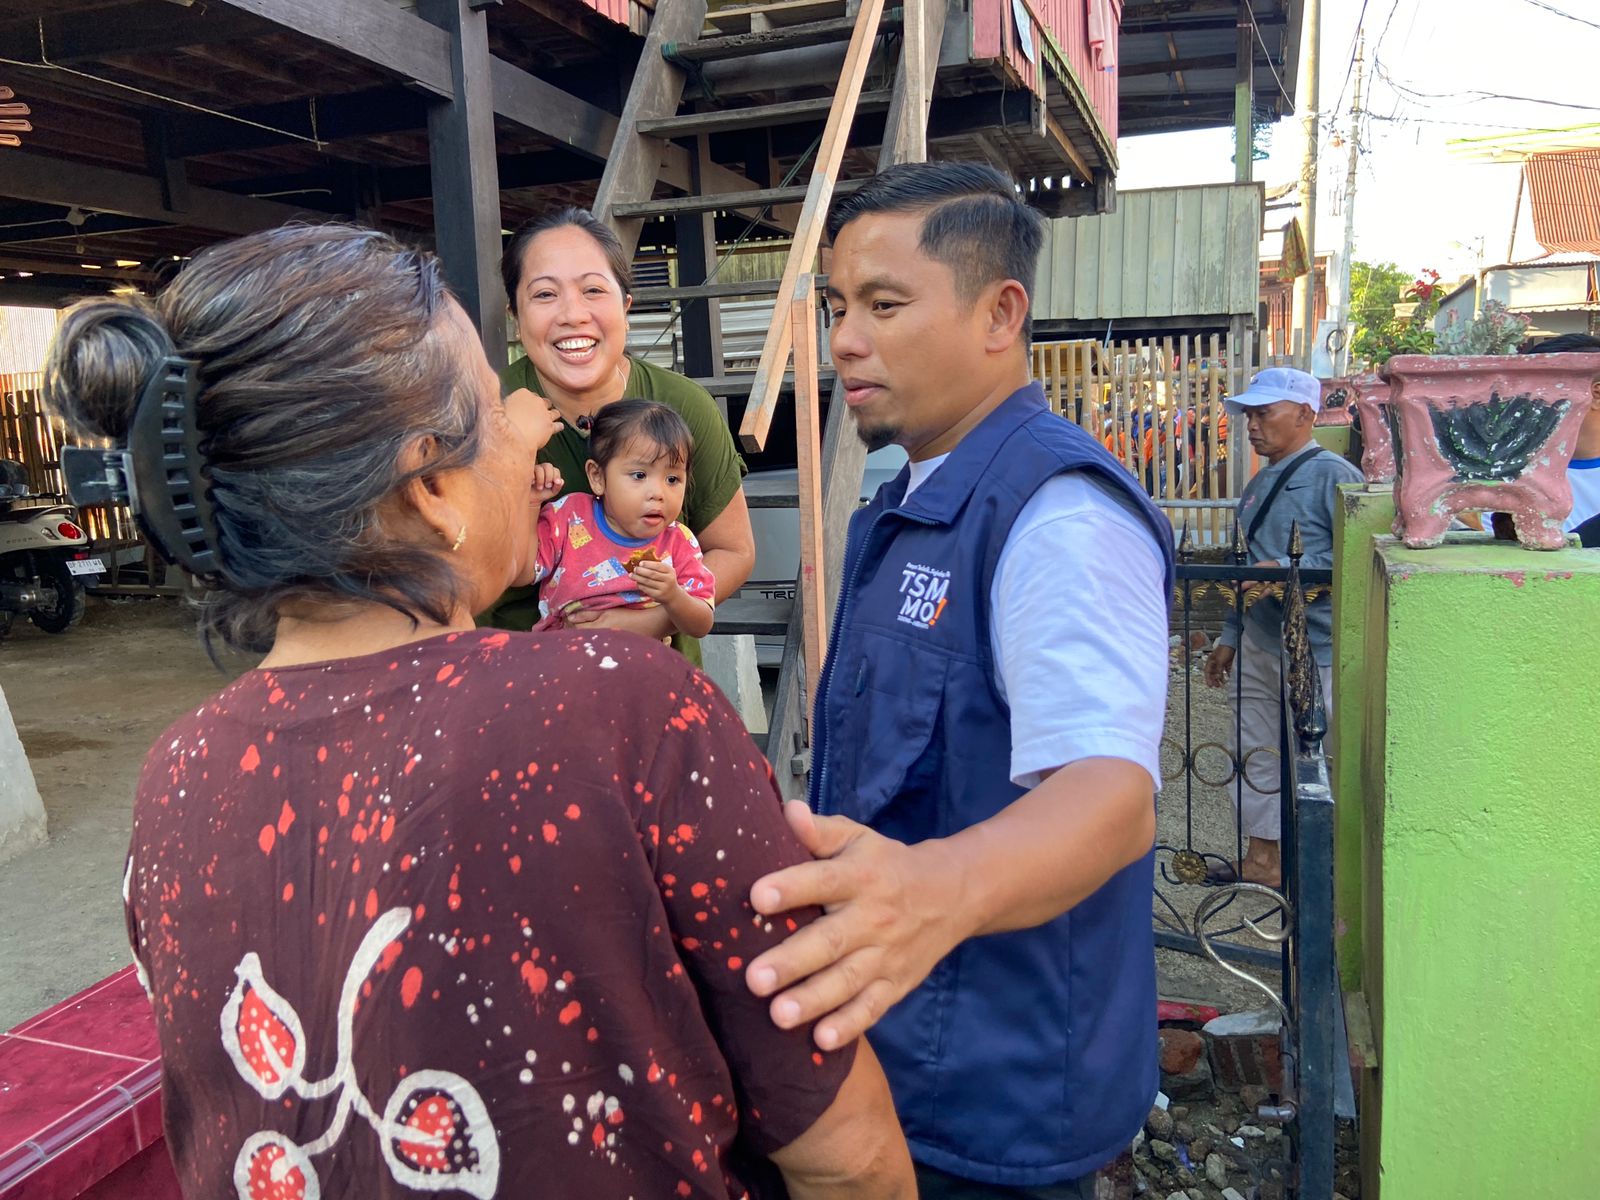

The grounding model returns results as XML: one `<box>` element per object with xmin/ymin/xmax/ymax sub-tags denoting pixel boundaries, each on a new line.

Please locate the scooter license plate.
<box><xmin>65</xmin><ymin>559</ymin><xmax>106</xmax><ymax>577</ymax></box>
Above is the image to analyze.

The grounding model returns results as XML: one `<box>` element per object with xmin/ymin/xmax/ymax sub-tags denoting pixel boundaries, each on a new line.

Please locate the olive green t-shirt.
<box><xmin>483</xmin><ymin>354</ymin><xmax>747</xmax><ymax>665</ymax></box>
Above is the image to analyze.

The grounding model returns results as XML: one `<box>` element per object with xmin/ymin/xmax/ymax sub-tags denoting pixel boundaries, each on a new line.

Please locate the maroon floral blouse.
<box><xmin>123</xmin><ymin>629</ymin><xmax>854</xmax><ymax>1200</ymax></box>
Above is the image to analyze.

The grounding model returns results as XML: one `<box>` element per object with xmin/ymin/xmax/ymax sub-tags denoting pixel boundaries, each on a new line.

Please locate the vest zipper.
<box><xmin>812</xmin><ymin>504</ymin><xmax>941</xmax><ymax>816</ymax></box>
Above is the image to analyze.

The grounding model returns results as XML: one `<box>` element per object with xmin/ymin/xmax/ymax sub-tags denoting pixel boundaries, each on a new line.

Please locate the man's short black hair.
<box><xmin>1520</xmin><ymin>333</ymin><xmax>1600</xmax><ymax>354</ymax></box>
<box><xmin>825</xmin><ymin>162</ymin><xmax>1045</xmax><ymax>345</ymax></box>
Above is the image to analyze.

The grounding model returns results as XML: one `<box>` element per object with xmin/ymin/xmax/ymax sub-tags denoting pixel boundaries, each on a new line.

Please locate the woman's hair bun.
<box><xmin>43</xmin><ymin>297</ymin><xmax>174</xmax><ymax>442</ymax></box>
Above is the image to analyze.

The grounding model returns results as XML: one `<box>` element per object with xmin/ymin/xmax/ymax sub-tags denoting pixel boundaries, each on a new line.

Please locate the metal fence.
<box><xmin>1160</xmin><ymin>522</ymin><xmax>1342</xmax><ymax>1200</ymax></box>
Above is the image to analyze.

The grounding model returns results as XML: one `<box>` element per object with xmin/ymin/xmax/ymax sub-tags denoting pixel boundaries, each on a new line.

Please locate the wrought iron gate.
<box><xmin>1157</xmin><ymin>521</ymin><xmax>1342</xmax><ymax>1200</ymax></box>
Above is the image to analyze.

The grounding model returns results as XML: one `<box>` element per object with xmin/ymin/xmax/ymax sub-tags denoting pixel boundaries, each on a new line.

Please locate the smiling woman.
<box><xmin>482</xmin><ymin>209</ymin><xmax>756</xmax><ymax>665</ymax></box>
<box><xmin>37</xmin><ymin>223</ymin><xmax>912</xmax><ymax>1200</ymax></box>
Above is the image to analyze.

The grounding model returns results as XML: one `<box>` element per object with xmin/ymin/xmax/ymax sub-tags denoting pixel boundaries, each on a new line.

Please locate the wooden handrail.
<box><xmin>734</xmin><ymin>0</ymin><xmax>889</xmax><ymax>453</ymax></box>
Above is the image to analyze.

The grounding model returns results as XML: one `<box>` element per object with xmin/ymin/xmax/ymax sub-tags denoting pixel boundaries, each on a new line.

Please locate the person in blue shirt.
<box><xmin>740</xmin><ymin>162</ymin><xmax>1177</xmax><ymax>1197</ymax></box>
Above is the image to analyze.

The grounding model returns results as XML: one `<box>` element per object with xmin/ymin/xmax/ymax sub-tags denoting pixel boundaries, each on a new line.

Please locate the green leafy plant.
<box><xmin>1350</xmin><ymin>265</ymin><xmax>1442</xmax><ymax>367</ymax></box>
<box><xmin>1434</xmin><ymin>299</ymin><xmax>1532</xmax><ymax>356</ymax></box>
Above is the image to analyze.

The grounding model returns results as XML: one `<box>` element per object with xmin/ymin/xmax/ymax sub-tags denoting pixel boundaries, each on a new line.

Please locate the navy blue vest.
<box><xmin>810</xmin><ymin>383</ymin><xmax>1176</xmax><ymax>1185</ymax></box>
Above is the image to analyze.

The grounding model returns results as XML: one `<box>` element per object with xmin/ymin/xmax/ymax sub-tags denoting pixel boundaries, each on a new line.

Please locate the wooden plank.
<box><xmin>215</xmin><ymin>0</ymin><xmax>456</xmax><ymax>96</ymax></box>
<box><xmin>1202</xmin><ymin>335</ymin><xmax>1216</xmax><ymax>510</ymax></box>
<box><xmin>1050</xmin><ymin>343</ymin><xmax>1063</xmax><ymax>417</ymax></box>
<box><xmin>1172</xmin><ymin>186</ymin><xmax>1205</xmax><ymax>319</ymax></box>
<box><xmin>1163</xmin><ymin>337</ymin><xmax>1178</xmax><ymax>506</ymax></box>
<box><xmin>669</xmin><ymin>14</ymin><xmax>875</xmax><ymax>61</ymax></box>
<box><xmin>0</xmin><ymin>149</ymin><xmax>316</xmax><ymax>234</ymax></box>
<box><xmin>765</xmin><ymin>0</ymin><xmax>943</xmax><ymax>794</ymax></box>
<box><xmin>1097</xmin><ymin>202</ymin><xmax>1122</xmax><ymax>319</ymax></box>
<box><xmin>637</xmin><ymin>89</ymin><xmax>893</xmax><ymax>138</ymax></box>
<box><xmin>736</xmin><ymin>0</ymin><xmax>889</xmax><ymax>453</ymax></box>
<box><xmin>1197</xmin><ymin>185</ymin><xmax>1228</xmax><ymax>316</ymax></box>
<box><xmin>2</xmin><ymin>2</ymin><xmax>260</xmax><ymax>65</ymax></box>
<box><xmin>594</xmin><ymin>0</ymin><xmax>711</xmax><ymax>258</ymax></box>
<box><xmin>634</xmin><ymin>278</ymin><xmax>785</xmax><ymax>302</ymax></box>
<box><xmin>1072</xmin><ymin>214</ymin><xmax>1098</xmax><ymax>324</ymax></box>
<box><xmin>1076</xmin><ymin>342</ymin><xmax>1093</xmax><ymax>432</ymax></box>
<box><xmin>703</xmin><ymin>0</ymin><xmax>848</xmax><ymax>33</ymax></box>
<box><xmin>1120</xmin><ymin>189</ymin><xmax>1150</xmax><ymax>317</ymax></box>
<box><xmin>790</xmin><ymin>277</ymin><xmax>827</xmax><ymax>705</ymax></box>
<box><xmin>712</xmin><ymin>596</ymin><xmax>794</xmax><ymax>634</ymax></box>
<box><xmin>1147</xmin><ymin>189</ymin><xmax>1177</xmax><ymax>318</ymax></box>
<box><xmin>1049</xmin><ymin>212</ymin><xmax>1075</xmax><ymax>321</ymax></box>
<box><xmin>216</xmin><ymin>0</ymin><xmax>765</xmax><ymax>207</ymax></box>
<box><xmin>1233</xmin><ymin>318</ymin><xmax>1253</xmax><ymax>492</ymax></box>
<box><xmin>1225</xmin><ymin>184</ymin><xmax>1264</xmax><ymax>315</ymax></box>
<box><xmin>420</xmin><ymin>0</ymin><xmax>506</xmax><ymax>366</ymax></box>
<box><xmin>900</xmin><ymin>0</ymin><xmax>929</xmax><ymax>162</ymax></box>
<box><xmin>613</xmin><ymin>180</ymin><xmax>861</xmax><ymax>217</ymax></box>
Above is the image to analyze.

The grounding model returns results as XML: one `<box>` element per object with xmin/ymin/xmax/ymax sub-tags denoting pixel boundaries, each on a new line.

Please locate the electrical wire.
<box><xmin>1240</xmin><ymin>0</ymin><xmax>1291</xmax><ymax>110</ymax></box>
<box><xmin>1373</xmin><ymin>59</ymin><xmax>1600</xmax><ymax>113</ymax></box>
<box><xmin>1517</xmin><ymin>0</ymin><xmax>1600</xmax><ymax>30</ymax></box>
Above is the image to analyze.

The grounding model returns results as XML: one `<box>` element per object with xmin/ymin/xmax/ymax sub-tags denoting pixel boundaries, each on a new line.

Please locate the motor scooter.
<box><xmin>0</xmin><ymin>459</ymin><xmax>101</xmax><ymax>636</ymax></box>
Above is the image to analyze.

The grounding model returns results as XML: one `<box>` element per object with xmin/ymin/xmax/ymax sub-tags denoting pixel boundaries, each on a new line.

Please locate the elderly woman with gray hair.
<box><xmin>44</xmin><ymin>225</ymin><xmax>910</xmax><ymax>1200</ymax></box>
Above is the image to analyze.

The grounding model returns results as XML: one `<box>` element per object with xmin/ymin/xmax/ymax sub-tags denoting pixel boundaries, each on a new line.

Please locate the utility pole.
<box><xmin>1292</xmin><ymin>0</ymin><xmax>1321</xmax><ymax>371</ymax></box>
<box><xmin>1335</xmin><ymin>32</ymin><xmax>1363</xmax><ymax>376</ymax></box>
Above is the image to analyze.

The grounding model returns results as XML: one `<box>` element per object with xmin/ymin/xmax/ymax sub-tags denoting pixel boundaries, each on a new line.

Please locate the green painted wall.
<box><xmin>1311</xmin><ymin>424</ymin><xmax>1353</xmax><ymax>459</ymax></box>
<box><xmin>1330</xmin><ymin>485</ymin><xmax>1395</xmax><ymax>988</ymax></box>
<box><xmin>1362</xmin><ymin>537</ymin><xmax>1600</xmax><ymax>1197</ymax></box>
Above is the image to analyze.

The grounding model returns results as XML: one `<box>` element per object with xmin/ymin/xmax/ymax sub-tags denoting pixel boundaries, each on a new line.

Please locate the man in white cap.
<box><xmin>1203</xmin><ymin>367</ymin><xmax>1362</xmax><ymax>887</ymax></box>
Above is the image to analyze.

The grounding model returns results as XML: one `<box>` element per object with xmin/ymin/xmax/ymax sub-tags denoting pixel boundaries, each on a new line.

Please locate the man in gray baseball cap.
<box><xmin>1203</xmin><ymin>367</ymin><xmax>1361</xmax><ymax>886</ymax></box>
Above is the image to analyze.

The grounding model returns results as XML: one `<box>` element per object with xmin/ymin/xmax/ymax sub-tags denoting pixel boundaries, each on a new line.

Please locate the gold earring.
<box><xmin>450</xmin><ymin>525</ymin><xmax>467</xmax><ymax>553</ymax></box>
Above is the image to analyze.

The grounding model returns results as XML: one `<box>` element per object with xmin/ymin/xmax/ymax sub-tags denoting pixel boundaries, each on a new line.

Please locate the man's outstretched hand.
<box><xmin>745</xmin><ymin>801</ymin><xmax>968</xmax><ymax>1052</ymax></box>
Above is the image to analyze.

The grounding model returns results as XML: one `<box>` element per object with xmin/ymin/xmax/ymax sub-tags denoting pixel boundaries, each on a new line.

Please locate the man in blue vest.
<box><xmin>743</xmin><ymin>162</ymin><xmax>1176</xmax><ymax>1196</ymax></box>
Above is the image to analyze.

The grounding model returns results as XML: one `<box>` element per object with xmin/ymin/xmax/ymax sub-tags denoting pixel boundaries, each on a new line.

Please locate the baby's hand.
<box><xmin>631</xmin><ymin>559</ymin><xmax>679</xmax><ymax>601</ymax></box>
<box><xmin>531</xmin><ymin>463</ymin><xmax>564</xmax><ymax>505</ymax></box>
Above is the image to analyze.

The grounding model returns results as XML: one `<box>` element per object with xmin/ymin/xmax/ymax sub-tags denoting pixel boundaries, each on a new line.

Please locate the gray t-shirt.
<box><xmin>1221</xmin><ymin>441</ymin><xmax>1362</xmax><ymax>665</ymax></box>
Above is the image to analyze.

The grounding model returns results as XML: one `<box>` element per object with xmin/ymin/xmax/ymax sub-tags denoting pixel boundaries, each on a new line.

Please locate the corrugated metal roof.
<box><xmin>1526</xmin><ymin>150</ymin><xmax>1600</xmax><ymax>254</ymax></box>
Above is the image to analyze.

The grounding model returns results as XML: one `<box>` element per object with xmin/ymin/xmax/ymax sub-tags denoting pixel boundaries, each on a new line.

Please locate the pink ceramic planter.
<box><xmin>1316</xmin><ymin>378</ymin><xmax>1356</xmax><ymax>427</ymax></box>
<box><xmin>1347</xmin><ymin>373</ymin><xmax>1395</xmax><ymax>483</ymax></box>
<box><xmin>1383</xmin><ymin>353</ymin><xmax>1600</xmax><ymax>549</ymax></box>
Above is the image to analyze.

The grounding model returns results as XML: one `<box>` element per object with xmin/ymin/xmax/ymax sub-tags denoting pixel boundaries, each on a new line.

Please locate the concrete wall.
<box><xmin>0</xmin><ymin>682</ymin><xmax>45</xmax><ymax>864</ymax></box>
<box><xmin>1330</xmin><ymin>484</ymin><xmax>1395</xmax><ymax>988</ymax></box>
<box><xmin>1356</xmin><ymin>535</ymin><xmax>1600</xmax><ymax>1197</ymax></box>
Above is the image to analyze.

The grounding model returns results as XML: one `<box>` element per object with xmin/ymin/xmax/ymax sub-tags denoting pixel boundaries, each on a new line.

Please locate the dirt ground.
<box><xmin>0</xmin><ymin>599</ymin><xmax>255</xmax><ymax>1029</ymax></box>
<box><xmin>0</xmin><ymin>597</ymin><xmax>1276</xmax><ymax>1029</ymax></box>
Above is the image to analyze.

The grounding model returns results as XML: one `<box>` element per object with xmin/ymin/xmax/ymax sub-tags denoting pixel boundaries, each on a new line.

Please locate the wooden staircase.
<box><xmin>594</xmin><ymin>0</ymin><xmax>945</xmax><ymax>796</ymax></box>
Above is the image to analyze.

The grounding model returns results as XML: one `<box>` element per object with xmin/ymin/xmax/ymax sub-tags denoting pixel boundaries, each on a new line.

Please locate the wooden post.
<box><xmin>594</xmin><ymin>0</ymin><xmax>712</xmax><ymax>259</ymax></box>
<box><xmin>1229</xmin><ymin>316</ymin><xmax>1251</xmax><ymax>497</ymax></box>
<box><xmin>419</xmin><ymin>0</ymin><xmax>506</xmax><ymax>369</ymax></box>
<box><xmin>791</xmin><ymin>275</ymin><xmax>827</xmax><ymax>702</ymax></box>
<box><xmin>676</xmin><ymin>137</ymin><xmax>726</xmax><ymax>382</ymax></box>
<box><xmin>901</xmin><ymin>0</ymin><xmax>929</xmax><ymax>162</ymax></box>
<box><xmin>1234</xmin><ymin>0</ymin><xmax>1254</xmax><ymax>184</ymax></box>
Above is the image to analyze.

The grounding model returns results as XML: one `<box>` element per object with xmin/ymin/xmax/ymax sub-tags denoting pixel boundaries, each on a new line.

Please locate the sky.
<box><xmin>1114</xmin><ymin>0</ymin><xmax>1600</xmax><ymax>287</ymax></box>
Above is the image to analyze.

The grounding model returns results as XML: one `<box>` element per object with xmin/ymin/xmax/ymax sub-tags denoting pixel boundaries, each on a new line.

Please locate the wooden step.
<box><xmin>703</xmin><ymin>0</ymin><xmax>848</xmax><ymax>34</ymax></box>
<box><xmin>634</xmin><ymin>278</ymin><xmax>781</xmax><ymax>303</ymax></box>
<box><xmin>694</xmin><ymin>371</ymin><xmax>836</xmax><ymax>397</ymax></box>
<box><xmin>743</xmin><ymin>475</ymin><xmax>876</xmax><ymax>509</ymax></box>
<box><xmin>712</xmin><ymin>595</ymin><xmax>793</xmax><ymax>636</ymax></box>
<box><xmin>637</xmin><ymin>89</ymin><xmax>893</xmax><ymax>139</ymax></box>
<box><xmin>632</xmin><ymin>275</ymin><xmax>828</xmax><ymax>304</ymax></box>
<box><xmin>666</xmin><ymin>11</ymin><xmax>898</xmax><ymax>64</ymax></box>
<box><xmin>612</xmin><ymin>177</ymin><xmax>864</xmax><ymax>220</ymax></box>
